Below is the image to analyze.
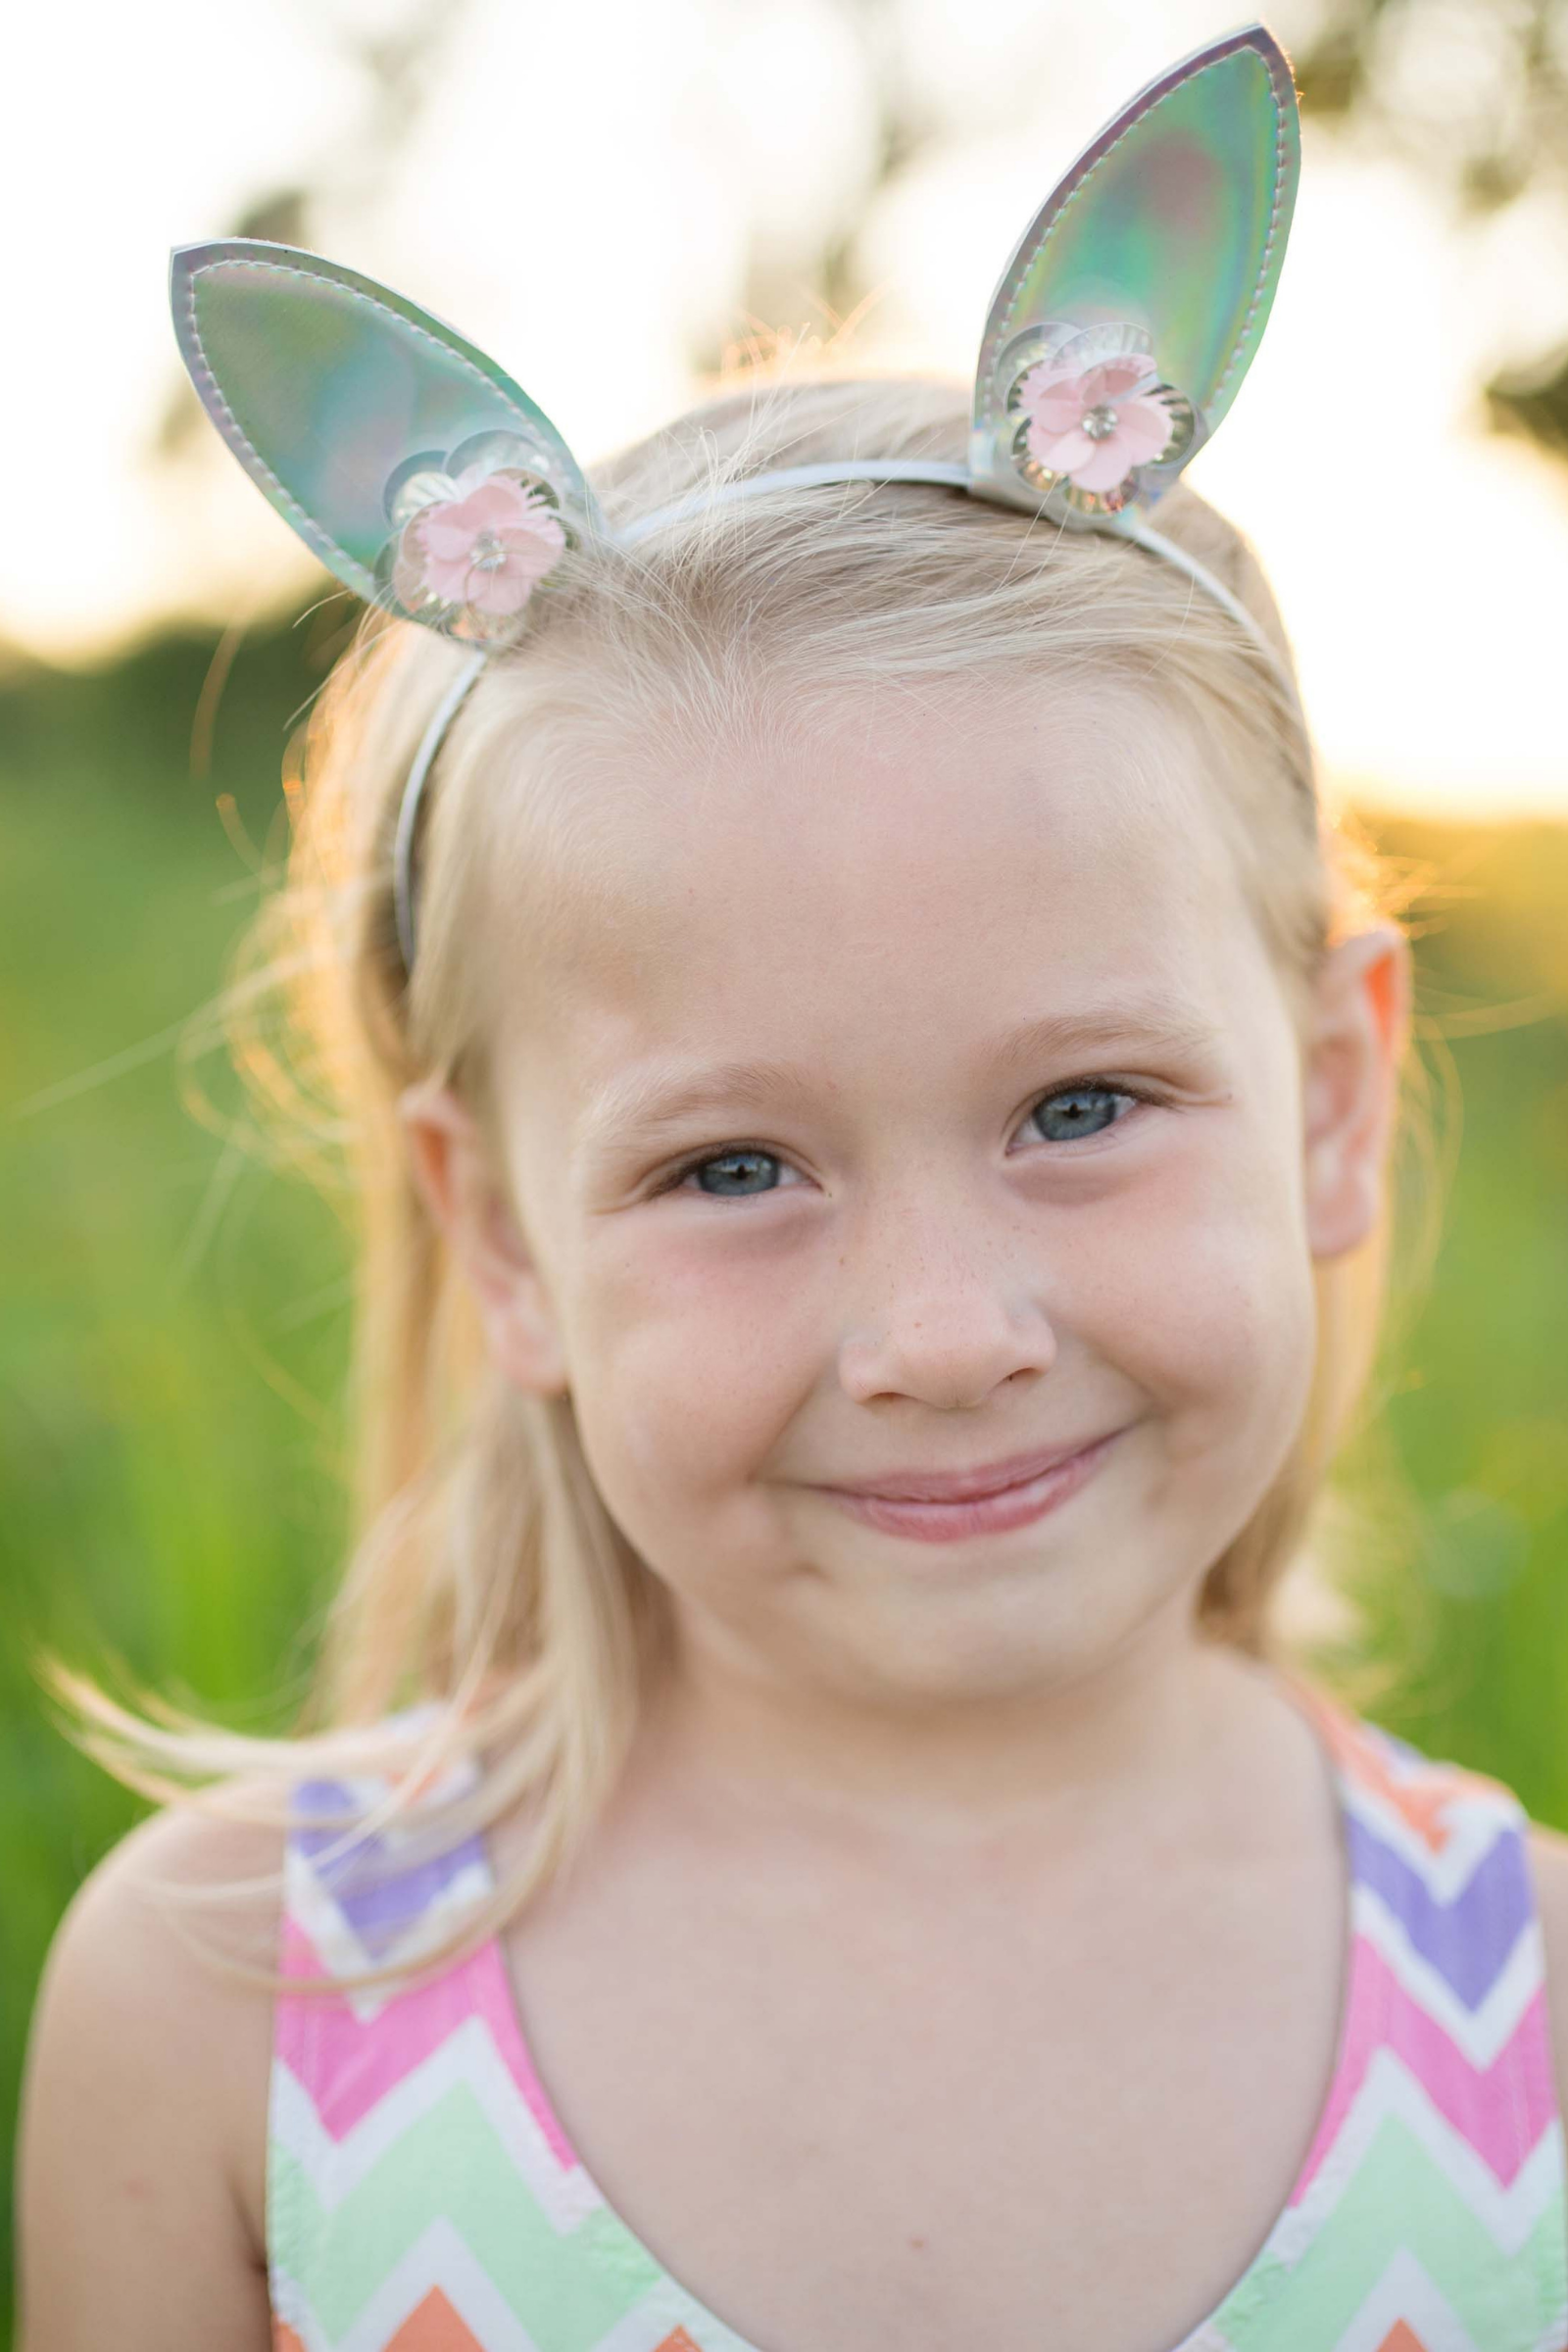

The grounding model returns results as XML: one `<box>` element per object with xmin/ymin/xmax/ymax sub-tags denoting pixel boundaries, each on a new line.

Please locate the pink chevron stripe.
<box><xmin>1291</xmin><ymin>1931</ymin><xmax>1555</xmax><ymax>2200</ymax></box>
<box><xmin>277</xmin><ymin>1917</ymin><xmax>578</xmax><ymax>2168</ymax></box>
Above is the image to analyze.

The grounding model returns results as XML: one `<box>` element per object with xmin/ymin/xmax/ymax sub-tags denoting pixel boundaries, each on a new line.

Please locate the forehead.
<box><xmin>493</xmin><ymin>677</ymin><xmax>1268</xmax><ymax>1134</ymax></box>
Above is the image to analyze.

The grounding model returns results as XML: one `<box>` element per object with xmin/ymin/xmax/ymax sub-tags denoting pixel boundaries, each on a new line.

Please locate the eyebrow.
<box><xmin>576</xmin><ymin>997</ymin><xmax>1224</xmax><ymax>1161</ymax></box>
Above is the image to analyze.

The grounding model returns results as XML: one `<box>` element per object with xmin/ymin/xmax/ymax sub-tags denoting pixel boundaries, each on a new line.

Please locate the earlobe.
<box><xmin>1302</xmin><ymin>924</ymin><xmax>1413</xmax><ymax>1263</ymax></box>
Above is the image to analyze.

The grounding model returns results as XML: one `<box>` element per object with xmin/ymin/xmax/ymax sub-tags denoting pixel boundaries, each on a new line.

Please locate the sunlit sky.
<box><xmin>8</xmin><ymin>0</ymin><xmax>1568</xmax><ymax>816</ymax></box>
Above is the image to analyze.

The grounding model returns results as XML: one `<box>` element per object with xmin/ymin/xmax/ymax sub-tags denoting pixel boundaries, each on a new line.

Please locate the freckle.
<box><xmin>908</xmin><ymin>2234</ymin><xmax>926</xmax><ymax>2250</ymax></box>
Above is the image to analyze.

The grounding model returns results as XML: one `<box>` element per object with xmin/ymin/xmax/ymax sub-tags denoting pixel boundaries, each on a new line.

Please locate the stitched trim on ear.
<box><xmin>1204</xmin><ymin>50</ymin><xmax>1294</xmax><ymax>413</ymax></box>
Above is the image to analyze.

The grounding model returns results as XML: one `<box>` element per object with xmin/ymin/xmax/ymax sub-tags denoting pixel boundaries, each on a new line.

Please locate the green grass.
<box><xmin>1</xmin><ymin>618</ymin><xmax>353</xmax><ymax>2338</ymax></box>
<box><xmin>2</xmin><ymin>617</ymin><xmax>1566</xmax><ymax>2336</ymax></box>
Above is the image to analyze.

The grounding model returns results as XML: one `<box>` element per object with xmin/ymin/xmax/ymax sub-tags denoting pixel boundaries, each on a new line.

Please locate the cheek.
<box><xmin>1075</xmin><ymin>1122</ymin><xmax>1315</xmax><ymax>1435</ymax></box>
<box><xmin>566</xmin><ymin>1221</ymin><xmax>804</xmax><ymax>1515</ymax></box>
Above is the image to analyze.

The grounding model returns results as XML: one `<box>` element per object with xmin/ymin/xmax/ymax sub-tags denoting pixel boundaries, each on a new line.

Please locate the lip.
<box><xmin>820</xmin><ymin>1436</ymin><xmax>1118</xmax><ymax>1503</ymax></box>
<box><xmin>810</xmin><ymin>1429</ymin><xmax>1124</xmax><ymax>1545</ymax></box>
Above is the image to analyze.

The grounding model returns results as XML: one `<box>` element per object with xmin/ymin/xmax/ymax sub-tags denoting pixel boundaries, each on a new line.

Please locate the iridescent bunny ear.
<box><xmin>171</xmin><ymin>240</ymin><xmax>599</xmax><ymax>645</ymax></box>
<box><xmin>969</xmin><ymin>24</ymin><xmax>1298</xmax><ymax>525</ymax></box>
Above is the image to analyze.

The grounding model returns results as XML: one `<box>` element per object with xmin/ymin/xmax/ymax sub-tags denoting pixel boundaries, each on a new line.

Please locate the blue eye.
<box><xmin>1028</xmin><ymin>1083</ymin><xmax>1134</xmax><ymax>1143</ymax></box>
<box><xmin>680</xmin><ymin>1148</ymin><xmax>782</xmax><ymax>1200</ymax></box>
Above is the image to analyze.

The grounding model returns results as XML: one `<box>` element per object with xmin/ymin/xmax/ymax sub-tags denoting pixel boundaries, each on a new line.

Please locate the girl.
<box><xmin>18</xmin><ymin>28</ymin><xmax>1568</xmax><ymax>2352</ymax></box>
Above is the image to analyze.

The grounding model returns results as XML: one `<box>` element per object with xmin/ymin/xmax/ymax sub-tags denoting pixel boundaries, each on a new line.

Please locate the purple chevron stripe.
<box><xmin>293</xmin><ymin>1778</ymin><xmax>487</xmax><ymax>1960</ymax></box>
<box><xmin>1347</xmin><ymin>1808</ymin><xmax>1530</xmax><ymax>2008</ymax></box>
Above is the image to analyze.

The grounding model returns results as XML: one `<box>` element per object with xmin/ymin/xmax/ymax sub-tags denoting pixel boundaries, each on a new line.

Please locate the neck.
<box><xmin>627</xmin><ymin>1598</ymin><xmax>1283</xmax><ymax>1859</ymax></box>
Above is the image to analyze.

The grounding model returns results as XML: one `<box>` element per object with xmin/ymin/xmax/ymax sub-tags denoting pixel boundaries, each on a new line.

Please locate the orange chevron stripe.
<box><xmin>272</xmin><ymin>2328</ymin><xmax>307</xmax><ymax>2352</ymax></box>
<box><xmin>1376</xmin><ymin>2327</ymin><xmax>1430</xmax><ymax>2352</ymax></box>
<box><xmin>655</xmin><ymin>2333</ymin><xmax>705</xmax><ymax>2352</ymax></box>
<box><xmin>1287</xmin><ymin>1680</ymin><xmax>1505</xmax><ymax>1852</ymax></box>
<box><xmin>386</xmin><ymin>2286</ymin><xmax>487</xmax><ymax>2347</ymax></box>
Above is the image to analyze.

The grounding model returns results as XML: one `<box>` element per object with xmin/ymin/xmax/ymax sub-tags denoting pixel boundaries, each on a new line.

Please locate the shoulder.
<box><xmin>16</xmin><ymin>1792</ymin><xmax>286</xmax><ymax>2350</ymax></box>
<box><xmin>1527</xmin><ymin>1822</ymin><xmax>1568</xmax><ymax>2124</ymax></box>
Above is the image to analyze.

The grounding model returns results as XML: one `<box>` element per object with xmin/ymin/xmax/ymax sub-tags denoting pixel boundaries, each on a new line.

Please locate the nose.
<box><xmin>835</xmin><ymin>1197</ymin><xmax>1058</xmax><ymax>1411</ymax></box>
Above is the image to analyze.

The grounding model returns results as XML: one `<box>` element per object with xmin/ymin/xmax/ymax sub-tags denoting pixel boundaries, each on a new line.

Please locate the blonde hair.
<box><xmin>39</xmin><ymin>368</ymin><xmax>1429</xmax><ymax>1994</ymax></box>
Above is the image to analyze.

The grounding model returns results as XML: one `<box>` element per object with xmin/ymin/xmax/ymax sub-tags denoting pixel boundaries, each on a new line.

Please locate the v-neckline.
<box><xmin>472</xmin><ymin>1669</ymin><xmax>1362</xmax><ymax>2352</ymax></box>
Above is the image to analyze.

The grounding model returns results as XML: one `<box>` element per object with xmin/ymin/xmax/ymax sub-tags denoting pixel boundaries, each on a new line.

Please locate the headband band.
<box><xmin>391</xmin><ymin>467</ymin><xmax>1285</xmax><ymax>972</ymax></box>
<box><xmin>172</xmin><ymin>24</ymin><xmax>1301</xmax><ymax>977</ymax></box>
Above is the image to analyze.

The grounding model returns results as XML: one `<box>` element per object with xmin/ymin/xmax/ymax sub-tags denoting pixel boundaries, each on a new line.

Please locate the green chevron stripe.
<box><xmin>1211</xmin><ymin>2111</ymin><xmax>1568</xmax><ymax>2350</ymax></box>
<box><xmin>270</xmin><ymin>2081</ymin><xmax>667</xmax><ymax>2347</ymax></box>
<box><xmin>272</xmin><ymin>2090</ymin><xmax>1568</xmax><ymax>2352</ymax></box>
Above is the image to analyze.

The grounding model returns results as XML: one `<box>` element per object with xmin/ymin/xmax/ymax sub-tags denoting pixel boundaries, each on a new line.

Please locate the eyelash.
<box><xmin>652</xmin><ymin>1076</ymin><xmax>1163</xmax><ymax>1200</ymax></box>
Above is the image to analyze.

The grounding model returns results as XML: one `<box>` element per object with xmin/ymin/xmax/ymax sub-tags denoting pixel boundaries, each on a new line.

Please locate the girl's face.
<box><xmin>414</xmin><ymin>678</ymin><xmax>1403</xmax><ymax>1708</ymax></box>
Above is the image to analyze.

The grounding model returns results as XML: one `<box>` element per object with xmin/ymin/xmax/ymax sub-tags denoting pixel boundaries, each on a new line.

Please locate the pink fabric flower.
<box><xmin>393</xmin><ymin>469</ymin><xmax>567</xmax><ymax>620</ymax></box>
<box><xmin>1015</xmin><ymin>354</ymin><xmax>1177</xmax><ymax>495</ymax></box>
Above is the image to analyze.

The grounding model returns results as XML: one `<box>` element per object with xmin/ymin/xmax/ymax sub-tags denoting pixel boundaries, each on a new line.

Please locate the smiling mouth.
<box><xmin>811</xmin><ymin>1430</ymin><xmax>1123</xmax><ymax>1544</ymax></box>
<box><xmin>819</xmin><ymin>1432</ymin><xmax>1124</xmax><ymax>1504</ymax></box>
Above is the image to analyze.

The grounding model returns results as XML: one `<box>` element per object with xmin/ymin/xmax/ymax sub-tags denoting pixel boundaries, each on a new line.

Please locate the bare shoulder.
<box><xmin>16</xmin><ymin>1790</ymin><xmax>286</xmax><ymax>2352</ymax></box>
<box><xmin>1527</xmin><ymin>1823</ymin><xmax>1568</xmax><ymax>2122</ymax></box>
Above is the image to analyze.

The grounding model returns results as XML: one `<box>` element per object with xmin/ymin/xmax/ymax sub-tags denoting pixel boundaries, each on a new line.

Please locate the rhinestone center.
<box><xmin>469</xmin><ymin>531</ymin><xmax>510</xmax><ymax>573</ymax></box>
<box><xmin>1080</xmin><ymin>403</ymin><xmax>1119</xmax><ymax>442</ymax></box>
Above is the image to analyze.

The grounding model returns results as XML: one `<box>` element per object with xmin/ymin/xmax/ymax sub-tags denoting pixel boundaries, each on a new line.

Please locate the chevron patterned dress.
<box><xmin>268</xmin><ymin>1681</ymin><xmax>1568</xmax><ymax>2352</ymax></box>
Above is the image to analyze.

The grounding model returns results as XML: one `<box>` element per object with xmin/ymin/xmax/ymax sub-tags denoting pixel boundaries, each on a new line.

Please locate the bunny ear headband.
<box><xmin>172</xmin><ymin>22</ymin><xmax>1299</xmax><ymax>973</ymax></box>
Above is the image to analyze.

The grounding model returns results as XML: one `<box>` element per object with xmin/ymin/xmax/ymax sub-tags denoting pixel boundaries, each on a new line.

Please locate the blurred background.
<box><xmin>4</xmin><ymin>0</ymin><xmax>1568</xmax><ymax>2326</ymax></box>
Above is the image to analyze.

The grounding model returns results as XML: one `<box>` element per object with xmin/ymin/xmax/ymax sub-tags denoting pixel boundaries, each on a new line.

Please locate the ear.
<box><xmin>398</xmin><ymin>1080</ymin><xmax>570</xmax><ymax>1396</ymax></box>
<box><xmin>969</xmin><ymin>24</ymin><xmax>1299</xmax><ymax>517</ymax></box>
<box><xmin>171</xmin><ymin>240</ymin><xmax>597</xmax><ymax>642</ymax></box>
<box><xmin>1301</xmin><ymin>923</ymin><xmax>1414</xmax><ymax>1261</ymax></box>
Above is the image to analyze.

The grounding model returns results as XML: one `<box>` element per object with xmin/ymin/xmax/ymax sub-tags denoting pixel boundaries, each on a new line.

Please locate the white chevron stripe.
<box><xmin>270</xmin><ymin>2020</ymin><xmax>606</xmax><ymax>2233</ymax></box>
<box><xmin>306</xmin><ymin>2214</ymin><xmax>551</xmax><ymax>2351</ymax></box>
<box><xmin>1353</xmin><ymin>1891</ymin><xmax>1542</xmax><ymax>2065</ymax></box>
<box><xmin>1326</xmin><ymin>2247</ymin><xmax>1481</xmax><ymax>2352</ymax></box>
<box><xmin>1339</xmin><ymin>1778</ymin><xmax>1520</xmax><ymax>1904</ymax></box>
<box><xmin>1266</xmin><ymin>2054</ymin><xmax>1565</xmax><ymax>2260</ymax></box>
<box><xmin>268</xmin><ymin>2262</ymin><xmax>316</xmax><ymax>2346</ymax></box>
<box><xmin>286</xmin><ymin>1845</ymin><xmax>497</xmax><ymax>2025</ymax></box>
